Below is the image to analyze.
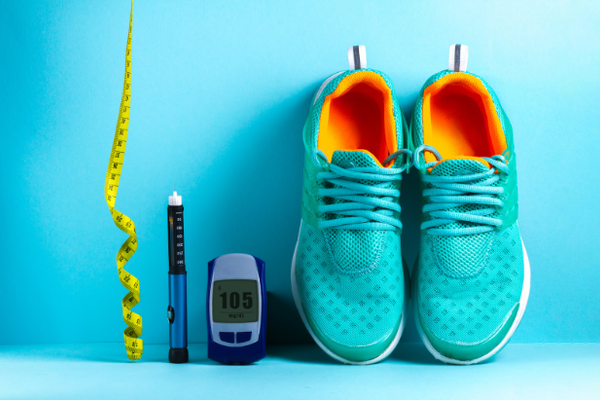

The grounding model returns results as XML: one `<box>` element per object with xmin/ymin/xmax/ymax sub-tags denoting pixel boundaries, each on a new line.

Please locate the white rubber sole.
<box><xmin>413</xmin><ymin>238</ymin><xmax>531</xmax><ymax>365</ymax></box>
<box><xmin>291</xmin><ymin>220</ymin><xmax>408</xmax><ymax>365</ymax></box>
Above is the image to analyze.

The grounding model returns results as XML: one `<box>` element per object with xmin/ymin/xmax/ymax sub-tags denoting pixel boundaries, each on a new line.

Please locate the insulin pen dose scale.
<box><xmin>207</xmin><ymin>254</ymin><xmax>266</xmax><ymax>364</ymax></box>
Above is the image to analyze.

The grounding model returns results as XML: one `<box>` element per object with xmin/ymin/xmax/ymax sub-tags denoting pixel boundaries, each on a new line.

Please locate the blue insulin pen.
<box><xmin>167</xmin><ymin>191</ymin><xmax>188</xmax><ymax>363</ymax></box>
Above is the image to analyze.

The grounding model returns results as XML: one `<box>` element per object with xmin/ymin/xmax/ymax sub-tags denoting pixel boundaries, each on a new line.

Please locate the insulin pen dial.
<box><xmin>169</xmin><ymin>210</ymin><xmax>185</xmax><ymax>270</ymax></box>
<box><xmin>168</xmin><ymin>191</ymin><xmax>185</xmax><ymax>274</ymax></box>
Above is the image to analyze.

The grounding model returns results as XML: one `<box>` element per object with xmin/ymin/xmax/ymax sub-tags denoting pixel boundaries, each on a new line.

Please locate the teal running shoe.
<box><xmin>410</xmin><ymin>45</ymin><xmax>530</xmax><ymax>364</ymax></box>
<box><xmin>291</xmin><ymin>46</ymin><xmax>411</xmax><ymax>365</ymax></box>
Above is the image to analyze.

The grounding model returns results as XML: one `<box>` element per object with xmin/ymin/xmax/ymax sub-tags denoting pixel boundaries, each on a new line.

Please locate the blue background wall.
<box><xmin>1</xmin><ymin>0</ymin><xmax>599</xmax><ymax>346</ymax></box>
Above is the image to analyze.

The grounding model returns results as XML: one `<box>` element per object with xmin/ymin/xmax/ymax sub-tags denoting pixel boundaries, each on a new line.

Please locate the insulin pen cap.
<box><xmin>169</xmin><ymin>191</ymin><xmax>182</xmax><ymax>206</ymax></box>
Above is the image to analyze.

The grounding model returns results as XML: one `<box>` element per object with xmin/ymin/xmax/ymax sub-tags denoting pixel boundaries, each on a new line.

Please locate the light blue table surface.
<box><xmin>1</xmin><ymin>343</ymin><xmax>598</xmax><ymax>399</ymax></box>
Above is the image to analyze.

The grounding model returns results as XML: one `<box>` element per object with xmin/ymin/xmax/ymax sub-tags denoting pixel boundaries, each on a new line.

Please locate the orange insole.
<box><xmin>317</xmin><ymin>72</ymin><xmax>397</xmax><ymax>165</ymax></box>
<box><xmin>422</xmin><ymin>74</ymin><xmax>507</xmax><ymax>164</ymax></box>
<box><xmin>429</xmin><ymin>85</ymin><xmax>493</xmax><ymax>158</ymax></box>
<box><xmin>325</xmin><ymin>87</ymin><xmax>384</xmax><ymax>160</ymax></box>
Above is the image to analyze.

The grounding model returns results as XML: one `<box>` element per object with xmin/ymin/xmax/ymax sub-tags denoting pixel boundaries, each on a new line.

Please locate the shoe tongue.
<box><xmin>430</xmin><ymin>157</ymin><xmax>489</xmax><ymax>177</ymax></box>
<box><xmin>426</xmin><ymin>156</ymin><xmax>498</xmax><ymax>279</ymax></box>
<box><xmin>428</xmin><ymin>157</ymin><xmax>497</xmax><ymax>278</ymax></box>
<box><xmin>331</xmin><ymin>150</ymin><xmax>382</xmax><ymax>168</ymax></box>
<box><xmin>326</xmin><ymin>149</ymin><xmax>388</xmax><ymax>275</ymax></box>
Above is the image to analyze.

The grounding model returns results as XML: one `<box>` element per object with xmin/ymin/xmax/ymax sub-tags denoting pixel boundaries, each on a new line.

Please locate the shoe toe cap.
<box><xmin>303</xmin><ymin>307</ymin><xmax>403</xmax><ymax>364</ymax></box>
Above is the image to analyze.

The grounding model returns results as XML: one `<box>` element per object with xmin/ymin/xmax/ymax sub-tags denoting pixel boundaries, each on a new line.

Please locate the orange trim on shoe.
<box><xmin>318</xmin><ymin>71</ymin><xmax>397</xmax><ymax>164</ymax></box>
<box><xmin>422</xmin><ymin>72</ymin><xmax>507</xmax><ymax>164</ymax></box>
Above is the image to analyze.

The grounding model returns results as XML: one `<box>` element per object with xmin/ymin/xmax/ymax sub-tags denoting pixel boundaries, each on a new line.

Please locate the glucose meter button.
<box><xmin>219</xmin><ymin>332</ymin><xmax>235</xmax><ymax>343</ymax></box>
<box><xmin>237</xmin><ymin>332</ymin><xmax>252</xmax><ymax>343</ymax></box>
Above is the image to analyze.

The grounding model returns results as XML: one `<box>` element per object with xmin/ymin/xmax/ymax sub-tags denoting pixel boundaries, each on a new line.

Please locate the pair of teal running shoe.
<box><xmin>291</xmin><ymin>45</ymin><xmax>530</xmax><ymax>365</ymax></box>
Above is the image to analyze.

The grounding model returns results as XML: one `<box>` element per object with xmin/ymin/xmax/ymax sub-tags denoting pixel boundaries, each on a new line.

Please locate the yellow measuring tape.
<box><xmin>104</xmin><ymin>2</ymin><xmax>143</xmax><ymax>361</ymax></box>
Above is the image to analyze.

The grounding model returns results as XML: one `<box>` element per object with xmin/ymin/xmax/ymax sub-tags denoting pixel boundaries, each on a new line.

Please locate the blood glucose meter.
<box><xmin>207</xmin><ymin>254</ymin><xmax>266</xmax><ymax>364</ymax></box>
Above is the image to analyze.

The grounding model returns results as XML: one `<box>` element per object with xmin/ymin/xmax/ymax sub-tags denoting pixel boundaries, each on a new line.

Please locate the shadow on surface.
<box><xmin>268</xmin><ymin>343</ymin><xmax>450</xmax><ymax>366</ymax></box>
<box><xmin>0</xmin><ymin>343</ymin><xmax>218</xmax><ymax>365</ymax></box>
<box><xmin>389</xmin><ymin>343</ymin><xmax>441</xmax><ymax>365</ymax></box>
<box><xmin>267</xmin><ymin>292</ymin><xmax>313</xmax><ymax>345</ymax></box>
<box><xmin>267</xmin><ymin>344</ymin><xmax>339</xmax><ymax>365</ymax></box>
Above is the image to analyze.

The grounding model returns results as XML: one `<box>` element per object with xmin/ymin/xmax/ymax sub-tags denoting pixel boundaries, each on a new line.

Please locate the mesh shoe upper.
<box><xmin>294</xmin><ymin>68</ymin><xmax>407</xmax><ymax>362</ymax></box>
<box><xmin>416</xmin><ymin>222</ymin><xmax>524</xmax><ymax>346</ymax></box>
<box><xmin>297</xmin><ymin>224</ymin><xmax>404</xmax><ymax>347</ymax></box>
<box><xmin>411</xmin><ymin>69</ymin><xmax>526</xmax><ymax>360</ymax></box>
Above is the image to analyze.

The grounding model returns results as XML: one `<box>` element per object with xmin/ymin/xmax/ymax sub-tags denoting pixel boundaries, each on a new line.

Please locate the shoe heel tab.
<box><xmin>448</xmin><ymin>44</ymin><xmax>468</xmax><ymax>72</ymax></box>
<box><xmin>348</xmin><ymin>45</ymin><xmax>367</xmax><ymax>70</ymax></box>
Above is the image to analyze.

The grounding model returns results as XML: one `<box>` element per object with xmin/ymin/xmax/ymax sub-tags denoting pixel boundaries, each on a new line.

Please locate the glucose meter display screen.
<box><xmin>212</xmin><ymin>279</ymin><xmax>259</xmax><ymax>323</ymax></box>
